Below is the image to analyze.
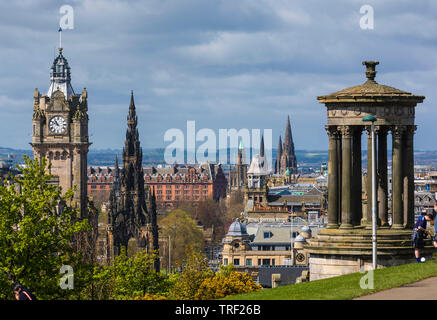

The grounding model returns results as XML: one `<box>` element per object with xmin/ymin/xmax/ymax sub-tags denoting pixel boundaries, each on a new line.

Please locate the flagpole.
<box><xmin>58</xmin><ymin>27</ymin><xmax>62</xmax><ymax>50</ymax></box>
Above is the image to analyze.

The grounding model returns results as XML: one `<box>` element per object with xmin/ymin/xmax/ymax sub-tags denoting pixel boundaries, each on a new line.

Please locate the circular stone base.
<box><xmin>305</xmin><ymin>228</ymin><xmax>435</xmax><ymax>281</ymax></box>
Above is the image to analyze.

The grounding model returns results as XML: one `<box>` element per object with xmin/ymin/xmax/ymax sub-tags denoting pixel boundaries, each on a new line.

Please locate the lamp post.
<box><xmin>362</xmin><ymin>115</ymin><xmax>377</xmax><ymax>270</ymax></box>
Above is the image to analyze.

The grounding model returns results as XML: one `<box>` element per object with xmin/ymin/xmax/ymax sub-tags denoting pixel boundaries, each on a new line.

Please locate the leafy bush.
<box><xmin>195</xmin><ymin>265</ymin><xmax>262</xmax><ymax>300</ymax></box>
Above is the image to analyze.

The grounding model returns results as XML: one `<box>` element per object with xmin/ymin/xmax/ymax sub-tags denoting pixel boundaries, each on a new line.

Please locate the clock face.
<box><xmin>296</xmin><ymin>253</ymin><xmax>305</xmax><ymax>263</ymax></box>
<box><xmin>49</xmin><ymin>116</ymin><xmax>67</xmax><ymax>134</ymax></box>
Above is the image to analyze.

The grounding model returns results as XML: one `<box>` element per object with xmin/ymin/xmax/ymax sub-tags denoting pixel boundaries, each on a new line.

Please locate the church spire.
<box><xmin>127</xmin><ymin>90</ymin><xmax>138</xmax><ymax>131</ymax></box>
<box><xmin>260</xmin><ymin>135</ymin><xmax>265</xmax><ymax>158</ymax></box>
<box><xmin>47</xmin><ymin>29</ymin><xmax>74</xmax><ymax>99</ymax></box>
<box><xmin>123</xmin><ymin>91</ymin><xmax>142</xmax><ymax>162</ymax></box>
<box><xmin>276</xmin><ymin>135</ymin><xmax>282</xmax><ymax>174</ymax></box>
<box><xmin>283</xmin><ymin>116</ymin><xmax>293</xmax><ymax>153</ymax></box>
<box><xmin>281</xmin><ymin>116</ymin><xmax>297</xmax><ymax>174</ymax></box>
<box><xmin>113</xmin><ymin>155</ymin><xmax>120</xmax><ymax>182</ymax></box>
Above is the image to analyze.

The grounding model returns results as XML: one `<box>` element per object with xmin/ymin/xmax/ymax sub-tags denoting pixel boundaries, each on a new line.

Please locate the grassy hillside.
<box><xmin>224</xmin><ymin>261</ymin><xmax>437</xmax><ymax>300</ymax></box>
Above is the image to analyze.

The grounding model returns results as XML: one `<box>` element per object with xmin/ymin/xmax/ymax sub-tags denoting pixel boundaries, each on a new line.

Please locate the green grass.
<box><xmin>224</xmin><ymin>261</ymin><xmax>437</xmax><ymax>300</ymax></box>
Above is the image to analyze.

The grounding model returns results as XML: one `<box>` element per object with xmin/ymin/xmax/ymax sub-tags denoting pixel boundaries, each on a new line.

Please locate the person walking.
<box><xmin>412</xmin><ymin>213</ymin><xmax>434</xmax><ymax>263</ymax></box>
<box><xmin>430</xmin><ymin>203</ymin><xmax>437</xmax><ymax>253</ymax></box>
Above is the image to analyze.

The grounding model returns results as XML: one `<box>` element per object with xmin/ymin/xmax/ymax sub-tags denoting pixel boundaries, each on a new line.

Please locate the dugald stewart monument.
<box><xmin>306</xmin><ymin>61</ymin><xmax>433</xmax><ymax>280</ymax></box>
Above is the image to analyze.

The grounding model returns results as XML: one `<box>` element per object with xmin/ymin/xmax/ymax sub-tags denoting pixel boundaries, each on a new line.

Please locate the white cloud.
<box><xmin>0</xmin><ymin>0</ymin><xmax>437</xmax><ymax>151</ymax></box>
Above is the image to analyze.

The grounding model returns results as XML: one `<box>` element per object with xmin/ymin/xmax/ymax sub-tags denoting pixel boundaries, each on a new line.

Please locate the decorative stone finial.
<box><xmin>362</xmin><ymin>61</ymin><xmax>379</xmax><ymax>82</ymax></box>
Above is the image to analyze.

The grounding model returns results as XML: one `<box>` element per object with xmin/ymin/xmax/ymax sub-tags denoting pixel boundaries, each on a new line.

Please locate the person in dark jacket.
<box><xmin>431</xmin><ymin>203</ymin><xmax>437</xmax><ymax>251</ymax></box>
<box><xmin>412</xmin><ymin>213</ymin><xmax>434</xmax><ymax>262</ymax></box>
<box><xmin>13</xmin><ymin>283</ymin><xmax>37</xmax><ymax>300</ymax></box>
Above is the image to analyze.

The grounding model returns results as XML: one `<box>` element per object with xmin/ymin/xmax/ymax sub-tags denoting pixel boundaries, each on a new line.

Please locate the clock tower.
<box><xmin>31</xmin><ymin>47</ymin><xmax>90</xmax><ymax>219</ymax></box>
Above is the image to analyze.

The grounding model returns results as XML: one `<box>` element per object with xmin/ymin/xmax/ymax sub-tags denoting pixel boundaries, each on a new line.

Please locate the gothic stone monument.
<box><xmin>306</xmin><ymin>61</ymin><xmax>434</xmax><ymax>280</ymax></box>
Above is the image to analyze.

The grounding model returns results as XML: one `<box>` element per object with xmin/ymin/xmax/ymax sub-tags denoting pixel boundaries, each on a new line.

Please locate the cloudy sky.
<box><xmin>1</xmin><ymin>0</ymin><xmax>437</xmax><ymax>152</ymax></box>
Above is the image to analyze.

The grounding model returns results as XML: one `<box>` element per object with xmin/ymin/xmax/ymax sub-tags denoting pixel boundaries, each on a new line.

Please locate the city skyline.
<box><xmin>1</xmin><ymin>1</ymin><xmax>437</xmax><ymax>151</ymax></box>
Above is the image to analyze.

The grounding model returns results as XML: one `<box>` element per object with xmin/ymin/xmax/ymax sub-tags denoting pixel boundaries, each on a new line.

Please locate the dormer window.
<box><xmin>263</xmin><ymin>231</ymin><xmax>272</xmax><ymax>239</ymax></box>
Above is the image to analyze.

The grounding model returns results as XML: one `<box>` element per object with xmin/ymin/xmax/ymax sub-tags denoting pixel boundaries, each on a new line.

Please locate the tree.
<box><xmin>90</xmin><ymin>248</ymin><xmax>171</xmax><ymax>300</ymax></box>
<box><xmin>168</xmin><ymin>246</ymin><xmax>213</xmax><ymax>300</ymax></box>
<box><xmin>0</xmin><ymin>156</ymin><xmax>91</xmax><ymax>299</ymax></box>
<box><xmin>159</xmin><ymin>209</ymin><xmax>204</xmax><ymax>270</ymax></box>
<box><xmin>193</xmin><ymin>199</ymin><xmax>227</xmax><ymax>242</ymax></box>
<box><xmin>226</xmin><ymin>189</ymin><xmax>245</xmax><ymax>223</ymax></box>
<box><xmin>173</xmin><ymin>199</ymin><xmax>227</xmax><ymax>243</ymax></box>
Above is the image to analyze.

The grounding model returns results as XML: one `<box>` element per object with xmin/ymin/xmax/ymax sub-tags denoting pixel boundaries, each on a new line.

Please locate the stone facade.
<box><xmin>31</xmin><ymin>85</ymin><xmax>90</xmax><ymax>218</ymax></box>
<box><xmin>30</xmin><ymin>47</ymin><xmax>97</xmax><ymax>261</ymax></box>
<box><xmin>221</xmin><ymin>220</ymin><xmax>312</xmax><ymax>269</ymax></box>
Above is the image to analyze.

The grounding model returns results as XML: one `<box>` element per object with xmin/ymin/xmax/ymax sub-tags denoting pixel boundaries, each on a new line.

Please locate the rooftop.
<box><xmin>317</xmin><ymin>61</ymin><xmax>425</xmax><ymax>103</ymax></box>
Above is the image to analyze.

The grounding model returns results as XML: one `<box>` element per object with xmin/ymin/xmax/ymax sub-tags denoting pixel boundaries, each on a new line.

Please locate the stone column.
<box><xmin>376</xmin><ymin>126</ymin><xmax>389</xmax><ymax>227</ymax></box>
<box><xmin>352</xmin><ymin>126</ymin><xmax>362</xmax><ymax>226</ymax></box>
<box><xmin>337</xmin><ymin>128</ymin><xmax>342</xmax><ymax>225</ymax></box>
<box><xmin>326</xmin><ymin>126</ymin><xmax>339</xmax><ymax>228</ymax></box>
<box><xmin>392</xmin><ymin>125</ymin><xmax>405</xmax><ymax>229</ymax></box>
<box><xmin>403</xmin><ymin>125</ymin><xmax>416</xmax><ymax>229</ymax></box>
<box><xmin>340</xmin><ymin>126</ymin><xmax>353</xmax><ymax>229</ymax></box>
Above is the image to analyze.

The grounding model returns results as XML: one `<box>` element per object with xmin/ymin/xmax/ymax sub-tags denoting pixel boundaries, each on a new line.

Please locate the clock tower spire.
<box><xmin>31</xmin><ymin>43</ymin><xmax>90</xmax><ymax>220</ymax></box>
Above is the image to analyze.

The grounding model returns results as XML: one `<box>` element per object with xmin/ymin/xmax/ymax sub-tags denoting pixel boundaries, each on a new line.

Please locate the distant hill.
<box><xmin>1</xmin><ymin>147</ymin><xmax>436</xmax><ymax>167</ymax></box>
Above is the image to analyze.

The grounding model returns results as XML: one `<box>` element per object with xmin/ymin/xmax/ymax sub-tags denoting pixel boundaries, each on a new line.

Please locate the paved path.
<box><xmin>355</xmin><ymin>276</ymin><xmax>437</xmax><ymax>300</ymax></box>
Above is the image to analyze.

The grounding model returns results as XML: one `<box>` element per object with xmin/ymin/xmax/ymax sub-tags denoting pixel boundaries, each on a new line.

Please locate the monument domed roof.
<box><xmin>328</xmin><ymin>80</ymin><xmax>409</xmax><ymax>96</ymax></box>
<box><xmin>317</xmin><ymin>61</ymin><xmax>425</xmax><ymax>103</ymax></box>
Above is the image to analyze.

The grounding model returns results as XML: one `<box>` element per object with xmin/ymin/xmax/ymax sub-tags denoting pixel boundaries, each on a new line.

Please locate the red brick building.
<box><xmin>88</xmin><ymin>163</ymin><xmax>228</xmax><ymax>209</ymax></box>
<box><xmin>144</xmin><ymin>163</ymin><xmax>228</xmax><ymax>209</ymax></box>
<box><xmin>87</xmin><ymin>166</ymin><xmax>114</xmax><ymax>204</ymax></box>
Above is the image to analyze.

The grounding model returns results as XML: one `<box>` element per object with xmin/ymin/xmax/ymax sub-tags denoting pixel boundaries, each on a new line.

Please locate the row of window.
<box><xmin>153</xmin><ymin>184</ymin><xmax>210</xmax><ymax>189</ymax></box>
<box><xmin>223</xmin><ymin>258</ymin><xmax>276</xmax><ymax>266</ymax></box>
<box><xmin>156</xmin><ymin>196</ymin><xmax>207</xmax><ymax>201</ymax></box>
<box><xmin>248</xmin><ymin>196</ymin><xmax>263</xmax><ymax>202</ymax></box>
<box><xmin>89</xmin><ymin>185</ymin><xmax>109</xmax><ymax>190</ymax></box>
<box><xmin>251</xmin><ymin>245</ymin><xmax>291</xmax><ymax>251</ymax></box>
<box><xmin>155</xmin><ymin>190</ymin><xmax>209</xmax><ymax>195</ymax></box>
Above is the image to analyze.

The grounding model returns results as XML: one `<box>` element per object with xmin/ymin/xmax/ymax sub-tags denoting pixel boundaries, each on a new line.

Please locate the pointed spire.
<box><xmin>260</xmin><ymin>135</ymin><xmax>265</xmax><ymax>158</ymax></box>
<box><xmin>128</xmin><ymin>90</ymin><xmax>137</xmax><ymax>123</ymax></box>
<box><xmin>123</xmin><ymin>91</ymin><xmax>142</xmax><ymax>162</ymax></box>
<box><xmin>281</xmin><ymin>115</ymin><xmax>297</xmax><ymax>174</ymax></box>
<box><xmin>238</xmin><ymin>138</ymin><xmax>244</xmax><ymax>150</ymax></box>
<box><xmin>276</xmin><ymin>135</ymin><xmax>282</xmax><ymax>174</ymax></box>
<box><xmin>47</xmin><ymin>33</ymin><xmax>74</xmax><ymax>99</ymax></box>
<box><xmin>283</xmin><ymin>116</ymin><xmax>292</xmax><ymax>152</ymax></box>
<box><xmin>114</xmin><ymin>155</ymin><xmax>120</xmax><ymax>179</ymax></box>
<box><xmin>278</xmin><ymin>135</ymin><xmax>283</xmax><ymax>155</ymax></box>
